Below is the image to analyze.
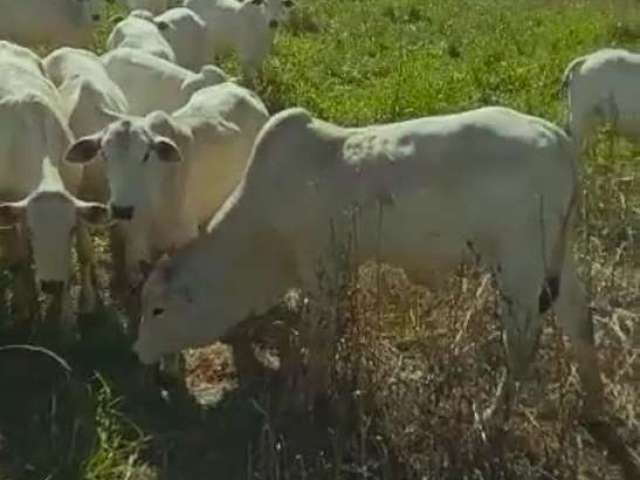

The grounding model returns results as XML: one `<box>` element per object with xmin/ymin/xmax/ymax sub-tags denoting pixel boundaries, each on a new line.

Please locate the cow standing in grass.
<box><xmin>133</xmin><ymin>106</ymin><xmax>617</xmax><ymax>454</ymax></box>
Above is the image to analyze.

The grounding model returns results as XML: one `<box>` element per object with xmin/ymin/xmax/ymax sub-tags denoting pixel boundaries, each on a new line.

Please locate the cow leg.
<box><xmin>4</xmin><ymin>226</ymin><xmax>38</xmax><ymax>331</ymax></box>
<box><xmin>109</xmin><ymin>226</ymin><xmax>128</xmax><ymax>302</ymax></box>
<box><xmin>76</xmin><ymin>225</ymin><xmax>99</xmax><ymax>314</ymax></box>
<box><xmin>554</xmin><ymin>257</ymin><xmax>640</xmax><ymax>479</ymax></box>
<box><xmin>43</xmin><ymin>288</ymin><xmax>76</xmax><ymax>346</ymax></box>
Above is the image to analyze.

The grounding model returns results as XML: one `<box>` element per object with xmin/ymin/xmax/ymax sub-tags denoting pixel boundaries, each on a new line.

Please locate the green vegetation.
<box><xmin>3</xmin><ymin>1</ymin><xmax>640</xmax><ymax>479</ymax></box>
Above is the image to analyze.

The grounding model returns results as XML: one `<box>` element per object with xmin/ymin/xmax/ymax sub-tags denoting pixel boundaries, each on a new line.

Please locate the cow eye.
<box><xmin>152</xmin><ymin>307</ymin><xmax>165</xmax><ymax>317</ymax></box>
<box><xmin>283</xmin><ymin>0</ymin><xmax>293</xmax><ymax>7</ymax></box>
<box><xmin>142</xmin><ymin>151</ymin><xmax>151</xmax><ymax>163</ymax></box>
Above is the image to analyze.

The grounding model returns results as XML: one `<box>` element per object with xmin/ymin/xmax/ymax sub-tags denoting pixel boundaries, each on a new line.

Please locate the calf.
<box><xmin>0</xmin><ymin>0</ymin><xmax>105</xmax><ymax>48</ymax></box>
<box><xmin>183</xmin><ymin>0</ymin><xmax>295</xmax><ymax>82</ymax></box>
<box><xmin>562</xmin><ymin>48</ymin><xmax>640</xmax><ymax>150</ymax></box>
<box><xmin>132</xmin><ymin>106</ymin><xmax>605</xmax><ymax>433</ymax></box>
<box><xmin>154</xmin><ymin>8</ymin><xmax>208</xmax><ymax>71</ymax></box>
<box><xmin>44</xmin><ymin>47</ymin><xmax>130</xmax><ymax>298</ymax></box>
<box><xmin>0</xmin><ymin>41</ymin><xmax>108</xmax><ymax>335</ymax></box>
<box><xmin>102</xmin><ymin>47</ymin><xmax>231</xmax><ymax>115</ymax></box>
<box><xmin>106</xmin><ymin>10</ymin><xmax>176</xmax><ymax>63</ymax></box>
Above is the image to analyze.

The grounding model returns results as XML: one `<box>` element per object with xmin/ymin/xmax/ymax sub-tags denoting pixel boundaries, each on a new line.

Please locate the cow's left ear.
<box><xmin>0</xmin><ymin>202</ymin><xmax>26</xmax><ymax>228</ymax></box>
<box><xmin>152</xmin><ymin>137</ymin><xmax>183</xmax><ymax>163</ymax></box>
<box><xmin>77</xmin><ymin>201</ymin><xmax>111</xmax><ymax>226</ymax></box>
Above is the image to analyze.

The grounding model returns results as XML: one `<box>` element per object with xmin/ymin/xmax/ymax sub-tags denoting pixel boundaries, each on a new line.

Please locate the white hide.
<box><xmin>106</xmin><ymin>10</ymin><xmax>176</xmax><ymax>63</ymax></box>
<box><xmin>562</xmin><ymin>48</ymin><xmax>640</xmax><ymax>149</ymax></box>
<box><xmin>44</xmin><ymin>47</ymin><xmax>129</xmax><ymax>200</ymax></box>
<box><xmin>132</xmin><ymin>106</ymin><xmax>587</xmax><ymax>390</ymax></box>
<box><xmin>0</xmin><ymin>0</ymin><xmax>105</xmax><ymax>47</ymax></box>
<box><xmin>102</xmin><ymin>48</ymin><xmax>231</xmax><ymax>115</ymax></box>
<box><xmin>154</xmin><ymin>8</ymin><xmax>208</xmax><ymax>71</ymax></box>
<box><xmin>183</xmin><ymin>0</ymin><xmax>294</xmax><ymax>81</ymax></box>
<box><xmin>0</xmin><ymin>41</ymin><xmax>102</xmax><ymax>297</ymax></box>
<box><xmin>65</xmin><ymin>82</ymin><xmax>269</xmax><ymax>282</ymax></box>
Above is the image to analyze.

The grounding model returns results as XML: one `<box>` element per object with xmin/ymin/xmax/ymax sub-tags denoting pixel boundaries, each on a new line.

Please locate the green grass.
<box><xmin>4</xmin><ymin>0</ymin><xmax>640</xmax><ymax>479</ymax></box>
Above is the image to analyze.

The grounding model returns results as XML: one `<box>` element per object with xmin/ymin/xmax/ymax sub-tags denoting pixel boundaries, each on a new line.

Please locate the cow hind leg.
<box><xmin>554</xmin><ymin>256</ymin><xmax>640</xmax><ymax>479</ymax></box>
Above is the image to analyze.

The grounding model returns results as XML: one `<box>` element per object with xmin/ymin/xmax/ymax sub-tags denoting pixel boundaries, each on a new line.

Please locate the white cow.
<box><xmin>102</xmin><ymin>48</ymin><xmax>231</xmax><ymax>115</ymax></box>
<box><xmin>132</xmin><ymin>106</ymin><xmax>606</xmax><ymax>424</ymax></box>
<box><xmin>0</xmin><ymin>41</ymin><xmax>109</xmax><ymax>331</ymax></box>
<box><xmin>44</xmin><ymin>47</ymin><xmax>131</xmax><ymax>297</ymax></box>
<box><xmin>44</xmin><ymin>47</ymin><xmax>129</xmax><ymax>200</ymax></box>
<box><xmin>183</xmin><ymin>0</ymin><xmax>295</xmax><ymax>82</ymax></box>
<box><xmin>561</xmin><ymin>48</ymin><xmax>640</xmax><ymax>150</ymax></box>
<box><xmin>0</xmin><ymin>0</ymin><xmax>105</xmax><ymax>48</ymax></box>
<box><xmin>126</xmin><ymin>0</ymin><xmax>168</xmax><ymax>15</ymax></box>
<box><xmin>106</xmin><ymin>10</ymin><xmax>176</xmax><ymax>63</ymax></box>
<box><xmin>64</xmin><ymin>82</ymin><xmax>269</xmax><ymax>287</ymax></box>
<box><xmin>154</xmin><ymin>8</ymin><xmax>208</xmax><ymax>71</ymax></box>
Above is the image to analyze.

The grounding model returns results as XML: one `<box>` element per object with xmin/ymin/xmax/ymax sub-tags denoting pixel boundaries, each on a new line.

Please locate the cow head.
<box><xmin>251</xmin><ymin>0</ymin><xmax>295</xmax><ymax>27</ymax></box>
<box><xmin>64</xmin><ymin>116</ymin><xmax>183</xmax><ymax>224</ymax></box>
<box><xmin>0</xmin><ymin>191</ymin><xmax>110</xmax><ymax>291</ymax></box>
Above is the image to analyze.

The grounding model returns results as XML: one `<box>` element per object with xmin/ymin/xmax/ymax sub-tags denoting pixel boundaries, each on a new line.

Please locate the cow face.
<box><xmin>64</xmin><ymin>118</ymin><xmax>182</xmax><ymax>224</ymax></box>
<box><xmin>76</xmin><ymin>0</ymin><xmax>105</xmax><ymax>24</ymax></box>
<box><xmin>252</xmin><ymin>0</ymin><xmax>295</xmax><ymax>27</ymax></box>
<box><xmin>0</xmin><ymin>192</ymin><xmax>109</xmax><ymax>291</ymax></box>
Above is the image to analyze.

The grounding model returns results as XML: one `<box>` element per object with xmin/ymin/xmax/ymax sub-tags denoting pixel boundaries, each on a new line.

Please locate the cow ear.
<box><xmin>77</xmin><ymin>201</ymin><xmax>111</xmax><ymax>226</ymax></box>
<box><xmin>152</xmin><ymin>137</ymin><xmax>182</xmax><ymax>163</ymax></box>
<box><xmin>0</xmin><ymin>202</ymin><xmax>26</xmax><ymax>228</ymax></box>
<box><xmin>65</xmin><ymin>133</ymin><xmax>102</xmax><ymax>164</ymax></box>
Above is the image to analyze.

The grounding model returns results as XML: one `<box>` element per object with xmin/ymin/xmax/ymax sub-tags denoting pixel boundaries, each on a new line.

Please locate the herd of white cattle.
<box><xmin>0</xmin><ymin>0</ymin><xmax>639</xmax><ymax>439</ymax></box>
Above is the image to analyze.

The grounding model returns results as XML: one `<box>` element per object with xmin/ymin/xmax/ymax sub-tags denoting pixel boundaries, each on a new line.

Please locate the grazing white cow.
<box><xmin>131</xmin><ymin>106</ymin><xmax>605</xmax><ymax>423</ymax></box>
<box><xmin>183</xmin><ymin>0</ymin><xmax>295</xmax><ymax>82</ymax></box>
<box><xmin>126</xmin><ymin>0</ymin><xmax>168</xmax><ymax>15</ymax></box>
<box><xmin>561</xmin><ymin>48</ymin><xmax>640</xmax><ymax>150</ymax></box>
<box><xmin>65</xmin><ymin>82</ymin><xmax>269</xmax><ymax>287</ymax></box>
<box><xmin>0</xmin><ymin>41</ymin><xmax>108</xmax><ymax>330</ymax></box>
<box><xmin>106</xmin><ymin>10</ymin><xmax>176</xmax><ymax>63</ymax></box>
<box><xmin>102</xmin><ymin>48</ymin><xmax>231</xmax><ymax>115</ymax></box>
<box><xmin>154</xmin><ymin>8</ymin><xmax>208</xmax><ymax>71</ymax></box>
<box><xmin>0</xmin><ymin>0</ymin><xmax>105</xmax><ymax>48</ymax></box>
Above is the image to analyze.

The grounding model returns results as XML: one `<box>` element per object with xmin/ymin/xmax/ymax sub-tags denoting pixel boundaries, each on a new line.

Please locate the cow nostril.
<box><xmin>92</xmin><ymin>14</ymin><xmax>101</xmax><ymax>21</ymax></box>
<box><xmin>269</xmin><ymin>19</ymin><xmax>279</xmax><ymax>29</ymax></box>
<box><xmin>41</xmin><ymin>280</ymin><xmax>64</xmax><ymax>295</ymax></box>
<box><xmin>111</xmin><ymin>205</ymin><xmax>135</xmax><ymax>221</ymax></box>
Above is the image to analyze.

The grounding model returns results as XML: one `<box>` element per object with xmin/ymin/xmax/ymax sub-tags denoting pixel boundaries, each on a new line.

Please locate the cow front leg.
<box><xmin>76</xmin><ymin>225</ymin><xmax>99</xmax><ymax>314</ymax></box>
<box><xmin>4</xmin><ymin>226</ymin><xmax>38</xmax><ymax>332</ymax></box>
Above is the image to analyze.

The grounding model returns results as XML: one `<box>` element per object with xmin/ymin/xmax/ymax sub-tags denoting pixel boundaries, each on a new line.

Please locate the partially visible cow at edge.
<box><xmin>102</xmin><ymin>48</ymin><xmax>231</xmax><ymax>115</ymax></box>
<box><xmin>562</xmin><ymin>48</ymin><xmax>640</xmax><ymax>151</ymax></box>
<box><xmin>132</xmin><ymin>106</ymin><xmax>607</xmax><ymax>431</ymax></box>
<box><xmin>44</xmin><ymin>47</ymin><xmax>130</xmax><ymax>298</ymax></box>
<box><xmin>126</xmin><ymin>0</ymin><xmax>168</xmax><ymax>15</ymax></box>
<box><xmin>0</xmin><ymin>41</ymin><xmax>110</xmax><ymax>338</ymax></box>
<box><xmin>0</xmin><ymin>0</ymin><xmax>106</xmax><ymax>48</ymax></box>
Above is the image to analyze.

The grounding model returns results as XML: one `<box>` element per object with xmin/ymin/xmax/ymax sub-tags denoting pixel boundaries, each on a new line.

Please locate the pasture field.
<box><xmin>3</xmin><ymin>0</ymin><xmax>640</xmax><ymax>479</ymax></box>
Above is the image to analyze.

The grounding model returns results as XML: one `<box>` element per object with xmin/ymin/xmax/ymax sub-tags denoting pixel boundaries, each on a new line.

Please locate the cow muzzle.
<box><xmin>92</xmin><ymin>14</ymin><xmax>101</xmax><ymax>21</ymax></box>
<box><xmin>111</xmin><ymin>205</ymin><xmax>135</xmax><ymax>221</ymax></box>
<box><xmin>41</xmin><ymin>280</ymin><xmax>64</xmax><ymax>295</ymax></box>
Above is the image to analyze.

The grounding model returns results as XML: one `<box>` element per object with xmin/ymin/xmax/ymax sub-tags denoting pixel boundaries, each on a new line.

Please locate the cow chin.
<box><xmin>133</xmin><ymin>337</ymin><xmax>164</xmax><ymax>365</ymax></box>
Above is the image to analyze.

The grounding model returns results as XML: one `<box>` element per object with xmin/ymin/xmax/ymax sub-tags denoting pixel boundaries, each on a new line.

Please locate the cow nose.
<box><xmin>92</xmin><ymin>14</ymin><xmax>101</xmax><ymax>21</ymax></box>
<box><xmin>111</xmin><ymin>205</ymin><xmax>134</xmax><ymax>221</ymax></box>
<box><xmin>41</xmin><ymin>280</ymin><xmax>64</xmax><ymax>295</ymax></box>
<box><xmin>269</xmin><ymin>19</ymin><xmax>279</xmax><ymax>29</ymax></box>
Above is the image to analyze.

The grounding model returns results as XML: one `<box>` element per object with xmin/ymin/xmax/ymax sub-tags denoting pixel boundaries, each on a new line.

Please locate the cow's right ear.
<box><xmin>0</xmin><ymin>202</ymin><xmax>26</xmax><ymax>228</ymax></box>
<box><xmin>65</xmin><ymin>133</ymin><xmax>102</xmax><ymax>164</ymax></box>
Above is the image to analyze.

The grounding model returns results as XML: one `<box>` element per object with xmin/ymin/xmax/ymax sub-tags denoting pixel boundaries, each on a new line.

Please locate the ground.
<box><xmin>2</xmin><ymin>0</ymin><xmax>640</xmax><ymax>479</ymax></box>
